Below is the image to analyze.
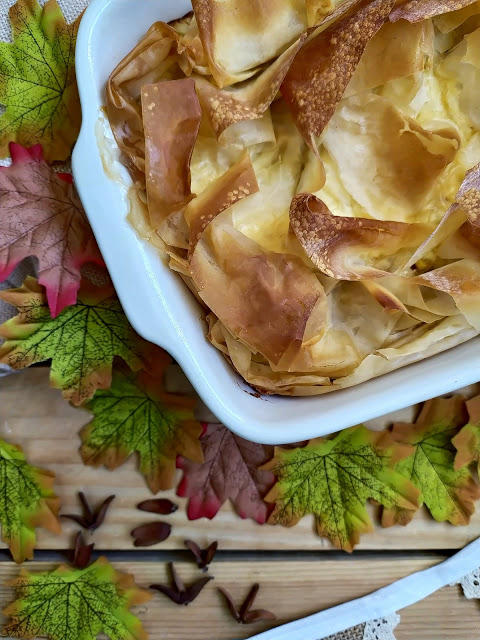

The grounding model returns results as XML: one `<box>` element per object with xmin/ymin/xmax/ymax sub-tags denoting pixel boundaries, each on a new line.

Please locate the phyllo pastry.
<box><xmin>106</xmin><ymin>0</ymin><xmax>480</xmax><ymax>396</ymax></box>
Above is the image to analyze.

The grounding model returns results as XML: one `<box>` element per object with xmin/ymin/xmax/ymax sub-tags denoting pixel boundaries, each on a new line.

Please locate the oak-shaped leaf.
<box><xmin>3</xmin><ymin>557</ymin><xmax>151</xmax><ymax>640</ymax></box>
<box><xmin>0</xmin><ymin>143</ymin><xmax>104</xmax><ymax>317</ymax></box>
<box><xmin>61</xmin><ymin>492</ymin><xmax>115</xmax><ymax>532</ymax></box>
<box><xmin>0</xmin><ymin>277</ymin><xmax>154</xmax><ymax>405</ymax></box>
<box><xmin>80</xmin><ymin>360</ymin><xmax>203</xmax><ymax>492</ymax></box>
<box><xmin>0</xmin><ymin>437</ymin><xmax>60</xmax><ymax>563</ymax></box>
<box><xmin>0</xmin><ymin>0</ymin><xmax>81</xmax><ymax>163</ymax></box>
<box><xmin>263</xmin><ymin>425</ymin><xmax>420</xmax><ymax>552</ymax></box>
<box><xmin>453</xmin><ymin>394</ymin><xmax>480</xmax><ymax>473</ymax></box>
<box><xmin>150</xmin><ymin>562</ymin><xmax>212</xmax><ymax>605</ymax></box>
<box><xmin>218</xmin><ymin>583</ymin><xmax>276</xmax><ymax>625</ymax></box>
<box><xmin>176</xmin><ymin>422</ymin><xmax>276</xmax><ymax>523</ymax></box>
<box><xmin>382</xmin><ymin>397</ymin><xmax>480</xmax><ymax>527</ymax></box>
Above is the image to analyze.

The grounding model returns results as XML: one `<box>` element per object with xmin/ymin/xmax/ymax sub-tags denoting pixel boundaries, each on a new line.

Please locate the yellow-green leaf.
<box><xmin>80</xmin><ymin>361</ymin><xmax>203</xmax><ymax>493</ymax></box>
<box><xmin>0</xmin><ymin>0</ymin><xmax>81</xmax><ymax>163</ymax></box>
<box><xmin>0</xmin><ymin>277</ymin><xmax>154</xmax><ymax>405</ymax></box>
<box><xmin>4</xmin><ymin>558</ymin><xmax>151</xmax><ymax>640</ymax></box>
<box><xmin>382</xmin><ymin>397</ymin><xmax>480</xmax><ymax>527</ymax></box>
<box><xmin>263</xmin><ymin>425</ymin><xmax>419</xmax><ymax>552</ymax></box>
<box><xmin>0</xmin><ymin>438</ymin><xmax>60</xmax><ymax>563</ymax></box>
<box><xmin>453</xmin><ymin>393</ymin><xmax>480</xmax><ymax>472</ymax></box>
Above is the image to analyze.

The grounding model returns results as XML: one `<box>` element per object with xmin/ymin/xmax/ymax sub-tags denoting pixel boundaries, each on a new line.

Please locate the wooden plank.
<box><xmin>0</xmin><ymin>557</ymin><xmax>477</xmax><ymax>639</ymax></box>
<box><xmin>1</xmin><ymin>368</ymin><xmax>480</xmax><ymax>551</ymax></box>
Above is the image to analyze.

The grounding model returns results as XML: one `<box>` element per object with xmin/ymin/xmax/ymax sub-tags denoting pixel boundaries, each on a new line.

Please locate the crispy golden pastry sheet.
<box><xmin>391</xmin><ymin>0</ymin><xmax>479</xmax><ymax>22</ymax></box>
<box><xmin>194</xmin><ymin>36</ymin><xmax>305</xmax><ymax>141</ymax></box>
<box><xmin>141</xmin><ymin>79</ymin><xmax>202</xmax><ymax>229</ymax></box>
<box><xmin>191</xmin><ymin>222</ymin><xmax>326</xmax><ymax>367</ymax></box>
<box><xmin>191</xmin><ymin>0</ymin><xmax>308</xmax><ymax>87</ymax></box>
<box><xmin>185</xmin><ymin>152</ymin><xmax>259</xmax><ymax>254</ymax></box>
<box><xmin>281</xmin><ymin>0</ymin><xmax>397</xmax><ymax>150</ymax></box>
<box><xmin>105</xmin><ymin>0</ymin><xmax>480</xmax><ymax>397</ymax></box>
<box><xmin>290</xmin><ymin>193</ymin><xmax>431</xmax><ymax>280</ymax></box>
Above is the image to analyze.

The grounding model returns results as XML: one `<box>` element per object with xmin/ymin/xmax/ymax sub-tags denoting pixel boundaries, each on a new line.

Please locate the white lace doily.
<box><xmin>363</xmin><ymin>614</ymin><xmax>400</xmax><ymax>640</ymax></box>
<box><xmin>457</xmin><ymin>568</ymin><xmax>480</xmax><ymax>600</ymax></box>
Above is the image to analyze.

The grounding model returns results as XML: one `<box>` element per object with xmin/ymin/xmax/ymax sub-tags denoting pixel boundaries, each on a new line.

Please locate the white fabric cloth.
<box><xmin>250</xmin><ymin>537</ymin><xmax>480</xmax><ymax>640</ymax></box>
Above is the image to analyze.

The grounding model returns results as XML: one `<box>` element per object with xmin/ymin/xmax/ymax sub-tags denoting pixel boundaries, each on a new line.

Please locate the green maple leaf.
<box><xmin>263</xmin><ymin>425</ymin><xmax>419</xmax><ymax>552</ymax></box>
<box><xmin>3</xmin><ymin>558</ymin><xmax>151</xmax><ymax>640</ymax></box>
<box><xmin>453</xmin><ymin>393</ymin><xmax>480</xmax><ymax>473</ymax></box>
<box><xmin>0</xmin><ymin>0</ymin><xmax>81</xmax><ymax>163</ymax></box>
<box><xmin>0</xmin><ymin>438</ymin><xmax>60</xmax><ymax>563</ymax></box>
<box><xmin>0</xmin><ymin>277</ymin><xmax>153</xmax><ymax>405</ymax></box>
<box><xmin>382</xmin><ymin>397</ymin><xmax>480</xmax><ymax>527</ymax></box>
<box><xmin>80</xmin><ymin>363</ymin><xmax>203</xmax><ymax>493</ymax></box>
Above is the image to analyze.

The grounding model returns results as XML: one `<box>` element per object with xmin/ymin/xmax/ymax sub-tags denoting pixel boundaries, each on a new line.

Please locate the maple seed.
<box><xmin>131</xmin><ymin>522</ymin><xmax>172</xmax><ymax>547</ymax></box>
<box><xmin>150</xmin><ymin>562</ymin><xmax>213</xmax><ymax>605</ymax></box>
<box><xmin>137</xmin><ymin>498</ymin><xmax>178</xmax><ymax>515</ymax></box>
<box><xmin>70</xmin><ymin>532</ymin><xmax>95</xmax><ymax>569</ymax></box>
<box><xmin>218</xmin><ymin>583</ymin><xmax>277</xmax><ymax>624</ymax></box>
<box><xmin>185</xmin><ymin>539</ymin><xmax>218</xmax><ymax>571</ymax></box>
<box><xmin>62</xmin><ymin>492</ymin><xmax>115</xmax><ymax>532</ymax></box>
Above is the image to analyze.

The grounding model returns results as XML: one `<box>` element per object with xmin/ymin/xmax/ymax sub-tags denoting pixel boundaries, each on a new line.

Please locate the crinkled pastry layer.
<box><xmin>105</xmin><ymin>0</ymin><xmax>480</xmax><ymax>396</ymax></box>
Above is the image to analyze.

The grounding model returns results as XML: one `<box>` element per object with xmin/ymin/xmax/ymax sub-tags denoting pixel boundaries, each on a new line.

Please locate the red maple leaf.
<box><xmin>0</xmin><ymin>143</ymin><xmax>104</xmax><ymax>317</ymax></box>
<box><xmin>176</xmin><ymin>423</ymin><xmax>276</xmax><ymax>524</ymax></box>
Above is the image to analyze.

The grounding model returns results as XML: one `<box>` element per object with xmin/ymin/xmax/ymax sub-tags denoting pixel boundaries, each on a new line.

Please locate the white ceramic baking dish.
<box><xmin>72</xmin><ymin>0</ymin><xmax>480</xmax><ymax>445</ymax></box>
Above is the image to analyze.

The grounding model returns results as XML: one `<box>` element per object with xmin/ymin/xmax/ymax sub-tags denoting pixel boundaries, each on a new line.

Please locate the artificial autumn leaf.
<box><xmin>218</xmin><ymin>583</ymin><xmax>276</xmax><ymax>625</ymax></box>
<box><xmin>176</xmin><ymin>422</ymin><xmax>276</xmax><ymax>524</ymax></box>
<box><xmin>3</xmin><ymin>557</ymin><xmax>151</xmax><ymax>640</ymax></box>
<box><xmin>137</xmin><ymin>498</ymin><xmax>178</xmax><ymax>515</ymax></box>
<box><xmin>0</xmin><ymin>0</ymin><xmax>81</xmax><ymax>163</ymax></box>
<box><xmin>131</xmin><ymin>522</ymin><xmax>172</xmax><ymax>547</ymax></box>
<box><xmin>382</xmin><ymin>397</ymin><xmax>480</xmax><ymax>527</ymax></box>
<box><xmin>263</xmin><ymin>426</ymin><xmax>420</xmax><ymax>552</ymax></box>
<box><xmin>61</xmin><ymin>492</ymin><xmax>115</xmax><ymax>532</ymax></box>
<box><xmin>185</xmin><ymin>540</ymin><xmax>218</xmax><ymax>571</ymax></box>
<box><xmin>453</xmin><ymin>394</ymin><xmax>480</xmax><ymax>473</ymax></box>
<box><xmin>150</xmin><ymin>562</ymin><xmax>213</xmax><ymax>606</ymax></box>
<box><xmin>0</xmin><ymin>437</ymin><xmax>60</xmax><ymax>563</ymax></box>
<box><xmin>0</xmin><ymin>277</ymin><xmax>153</xmax><ymax>405</ymax></box>
<box><xmin>0</xmin><ymin>143</ymin><xmax>104</xmax><ymax>317</ymax></box>
<box><xmin>80</xmin><ymin>360</ymin><xmax>203</xmax><ymax>492</ymax></box>
<box><xmin>70</xmin><ymin>532</ymin><xmax>95</xmax><ymax>570</ymax></box>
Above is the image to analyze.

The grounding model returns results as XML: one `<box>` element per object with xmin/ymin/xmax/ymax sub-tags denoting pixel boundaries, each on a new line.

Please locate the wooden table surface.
<box><xmin>1</xmin><ymin>368</ymin><xmax>480</xmax><ymax>640</ymax></box>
